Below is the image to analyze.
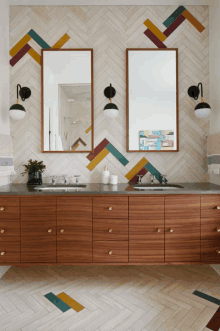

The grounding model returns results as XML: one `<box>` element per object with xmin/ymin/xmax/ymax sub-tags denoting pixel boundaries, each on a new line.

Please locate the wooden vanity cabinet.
<box><xmin>165</xmin><ymin>196</ymin><xmax>200</xmax><ymax>262</ymax></box>
<box><xmin>57</xmin><ymin>197</ymin><xmax>92</xmax><ymax>263</ymax></box>
<box><xmin>21</xmin><ymin>197</ymin><xmax>56</xmax><ymax>263</ymax></box>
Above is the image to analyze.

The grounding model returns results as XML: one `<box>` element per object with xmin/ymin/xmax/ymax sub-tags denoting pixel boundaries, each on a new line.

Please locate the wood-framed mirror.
<box><xmin>126</xmin><ymin>48</ymin><xmax>178</xmax><ymax>152</ymax></box>
<box><xmin>41</xmin><ymin>49</ymin><xmax>93</xmax><ymax>153</ymax></box>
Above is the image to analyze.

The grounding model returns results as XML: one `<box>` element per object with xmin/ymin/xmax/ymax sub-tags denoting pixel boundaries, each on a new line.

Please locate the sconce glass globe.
<box><xmin>103</xmin><ymin>103</ymin><xmax>119</xmax><ymax>119</ymax></box>
<box><xmin>194</xmin><ymin>102</ymin><xmax>211</xmax><ymax>118</ymax></box>
<box><xmin>9</xmin><ymin>104</ymin><xmax>26</xmax><ymax>120</ymax></box>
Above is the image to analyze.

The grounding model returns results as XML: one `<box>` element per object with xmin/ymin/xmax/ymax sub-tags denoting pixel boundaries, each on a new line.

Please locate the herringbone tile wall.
<box><xmin>9</xmin><ymin>5</ymin><xmax>209</xmax><ymax>184</ymax></box>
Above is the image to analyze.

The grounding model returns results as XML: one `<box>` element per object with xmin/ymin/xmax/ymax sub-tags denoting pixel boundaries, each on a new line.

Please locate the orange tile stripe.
<box><xmin>71</xmin><ymin>143</ymin><xmax>79</xmax><ymax>151</ymax></box>
<box><xmin>28</xmin><ymin>48</ymin><xmax>41</xmax><ymax>65</ymax></box>
<box><xmin>9</xmin><ymin>34</ymin><xmax>31</xmax><ymax>57</ymax></box>
<box><xmin>144</xmin><ymin>19</ymin><xmax>167</xmax><ymax>42</ymax></box>
<box><xmin>85</xmin><ymin>126</ymin><xmax>92</xmax><ymax>133</ymax></box>
<box><xmin>125</xmin><ymin>157</ymin><xmax>148</xmax><ymax>181</ymax></box>
<box><xmin>57</xmin><ymin>292</ymin><xmax>84</xmax><ymax>312</ymax></box>
<box><xmin>87</xmin><ymin>148</ymin><xmax>109</xmax><ymax>171</ymax></box>
<box><xmin>51</xmin><ymin>33</ymin><xmax>70</xmax><ymax>48</ymax></box>
<box><xmin>182</xmin><ymin>9</ymin><xmax>205</xmax><ymax>33</ymax></box>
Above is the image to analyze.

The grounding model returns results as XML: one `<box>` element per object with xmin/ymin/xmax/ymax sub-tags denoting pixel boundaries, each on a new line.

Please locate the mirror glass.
<box><xmin>42</xmin><ymin>49</ymin><xmax>93</xmax><ymax>152</ymax></box>
<box><xmin>127</xmin><ymin>49</ymin><xmax>178</xmax><ymax>152</ymax></box>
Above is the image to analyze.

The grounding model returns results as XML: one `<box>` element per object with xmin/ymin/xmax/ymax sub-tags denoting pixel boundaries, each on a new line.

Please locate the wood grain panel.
<box><xmin>201</xmin><ymin>196</ymin><xmax>220</xmax><ymax>218</ymax></box>
<box><xmin>0</xmin><ymin>197</ymin><xmax>20</xmax><ymax>220</ymax></box>
<box><xmin>129</xmin><ymin>197</ymin><xmax>164</xmax><ymax>220</ymax></box>
<box><xmin>165</xmin><ymin>218</ymin><xmax>200</xmax><ymax>240</ymax></box>
<box><xmin>93</xmin><ymin>197</ymin><xmax>128</xmax><ymax>219</ymax></box>
<box><xmin>21</xmin><ymin>197</ymin><xmax>56</xmax><ymax>221</ymax></box>
<box><xmin>129</xmin><ymin>219</ymin><xmax>164</xmax><ymax>241</ymax></box>
<box><xmin>201</xmin><ymin>240</ymin><xmax>220</xmax><ymax>262</ymax></box>
<box><xmin>93</xmin><ymin>219</ymin><xmax>128</xmax><ymax>241</ymax></box>
<box><xmin>57</xmin><ymin>241</ymin><xmax>92</xmax><ymax>263</ymax></box>
<box><xmin>165</xmin><ymin>240</ymin><xmax>200</xmax><ymax>262</ymax></box>
<box><xmin>93</xmin><ymin>241</ymin><xmax>128</xmax><ymax>262</ymax></box>
<box><xmin>0</xmin><ymin>241</ymin><xmax>20</xmax><ymax>263</ymax></box>
<box><xmin>0</xmin><ymin>221</ymin><xmax>20</xmax><ymax>242</ymax></box>
<box><xmin>165</xmin><ymin>196</ymin><xmax>200</xmax><ymax>218</ymax></box>
<box><xmin>57</xmin><ymin>220</ymin><xmax>91</xmax><ymax>241</ymax></box>
<box><xmin>21</xmin><ymin>222</ymin><xmax>56</xmax><ymax>236</ymax></box>
<box><xmin>21</xmin><ymin>236</ymin><xmax>56</xmax><ymax>263</ymax></box>
<box><xmin>201</xmin><ymin>218</ymin><xmax>220</xmax><ymax>240</ymax></box>
<box><xmin>57</xmin><ymin>197</ymin><xmax>92</xmax><ymax>219</ymax></box>
<box><xmin>129</xmin><ymin>241</ymin><xmax>164</xmax><ymax>262</ymax></box>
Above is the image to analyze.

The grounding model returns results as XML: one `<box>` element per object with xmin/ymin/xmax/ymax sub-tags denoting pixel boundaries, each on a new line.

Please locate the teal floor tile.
<box><xmin>45</xmin><ymin>292</ymin><xmax>71</xmax><ymax>312</ymax></box>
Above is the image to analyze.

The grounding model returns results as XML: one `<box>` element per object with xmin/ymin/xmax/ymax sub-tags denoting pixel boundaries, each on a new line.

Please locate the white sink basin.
<box><xmin>34</xmin><ymin>184</ymin><xmax>86</xmax><ymax>191</ymax></box>
<box><xmin>132</xmin><ymin>184</ymin><xmax>183</xmax><ymax>190</ymax></box>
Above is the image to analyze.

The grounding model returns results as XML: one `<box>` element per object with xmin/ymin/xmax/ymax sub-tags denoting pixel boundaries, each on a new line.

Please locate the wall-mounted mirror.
<box><xmin>126</xmin><ymin>48</ymin><xmax>178</xmax><ymax>152</ymax></box>
<box><xmin>42</xmin><ymin>49</ymin><xmax>93</xmax><ymax>153</ymax></box>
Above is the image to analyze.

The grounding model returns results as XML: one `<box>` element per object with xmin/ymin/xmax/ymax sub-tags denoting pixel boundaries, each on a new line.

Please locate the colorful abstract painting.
<box><xmin>139</xmin><ymin>130</ymin><xmax>175</xmax><ymax>151</ymax></box>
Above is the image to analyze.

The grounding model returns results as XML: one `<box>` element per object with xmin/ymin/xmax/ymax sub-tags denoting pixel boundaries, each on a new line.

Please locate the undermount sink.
<box><xmin>34</xmin><ymin>184</ymin><xmax>87</xmax><ymax>191</ymax></box>
<box><xmin>132</xmin><ymin>184</ymin><xmax>184</xmax><ymax>190</ymax></box>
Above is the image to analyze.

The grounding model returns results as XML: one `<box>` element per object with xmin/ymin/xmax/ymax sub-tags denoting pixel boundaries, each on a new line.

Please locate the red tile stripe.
<box><xmin>206</xmin><ymin>307</ymin><xmax>220</xmax><ymax>331</ymax></box>
<box><xmin>10</xmin><ymin>44</ymin><xmax>31</xmax><ymax>67</ymax></box>
<box><xmin>144</xmin><ymin>29</ymin><xmax>167</xmax><ymax>48</ymax></box>
<box><xmin>129</xmin><ymin>167</ymin><xmax>148</xmax><ymax>184</ymax></box>
<box><xmin>87</xmin><ymin>138</ymin><xmax>109</xmax><ymax>161</ymax></box>
<box><xmin>164</xmin><ymin>14</ymin><xmax>186</xmax><ymax>37</ymax></box>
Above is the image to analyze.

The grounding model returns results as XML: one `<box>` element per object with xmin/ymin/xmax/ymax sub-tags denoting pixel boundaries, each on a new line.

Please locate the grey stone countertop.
<box><xmin>0</xmin><ymin>182</ymin><xmax>220</xmax><ymax>195</ymax></box>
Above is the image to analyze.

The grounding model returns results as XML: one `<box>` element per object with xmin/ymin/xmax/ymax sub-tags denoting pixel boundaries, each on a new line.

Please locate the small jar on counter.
<box><xmin>109</xmin><ymin>175</ymin><xmax>118</xmax><ymax>185</ymax></box>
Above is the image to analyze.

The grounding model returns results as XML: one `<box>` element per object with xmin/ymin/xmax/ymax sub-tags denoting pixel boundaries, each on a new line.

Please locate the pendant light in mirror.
<box><xmin>188</xmin><ymin>82</ymin><xmax>211</xmax><ymax>118</ymax></box>
<box><xmin>103</xmin><ymin>84</ymin><xmax>119</xmax><ymax>119</ymax></box>
<box><xmin>9</xmin><ymin>84</ymin><xmax>31</xmax><ymax>120</ymax></box>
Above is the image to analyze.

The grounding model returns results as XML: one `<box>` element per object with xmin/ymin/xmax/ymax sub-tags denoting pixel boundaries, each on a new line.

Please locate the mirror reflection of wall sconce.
<box><xmin>9</xmin><ymin>84</ymin><xmax>31</xmax><ymax>120</ymax></box>
<box><xmin>188</xmin><ymin>82</ymin><xmax>211</xmax><ymax>118</ymax></box>
<box><xmin>103</xmin><ymin>84</ymin><xmax>119</xmax><ymax>119</ymax></box>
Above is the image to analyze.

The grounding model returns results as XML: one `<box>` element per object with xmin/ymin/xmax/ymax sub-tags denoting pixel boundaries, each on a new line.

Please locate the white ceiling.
<box><xmin>8</xmin><ymin>0</ymin><xmax>213</xmax><ymax>5</ymax></box>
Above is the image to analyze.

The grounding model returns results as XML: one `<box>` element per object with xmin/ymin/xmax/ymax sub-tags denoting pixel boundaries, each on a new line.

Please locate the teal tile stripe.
<box><xmin>144</xmin><ymin>162</ymin><xmax>163</xmax><ymax>183</ymax></box>
<box><xmin>193</xmin><ymin>290</ymin><xmax>220</xmax><ymax>305</ymax></box>
<box><xmin>28</xmin><ymin>29</ymin><xmax>50</xmax><ymax>49</ymax></box>
<box><xmin>106</xmin><ymin>143</ymin><xmax>129</xmax><ymax>166</ymax></box>
<box><xmin>45</xmin><ymin>292</ymin><xmax>71</xmax><ymax>312</ymax></box>
<box><xmin>163</xmin><ymin>6</ymin><xmax>186</xmax><ymax>28</ymax></box>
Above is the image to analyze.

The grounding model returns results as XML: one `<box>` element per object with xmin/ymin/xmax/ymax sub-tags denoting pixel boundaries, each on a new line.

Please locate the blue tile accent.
<box><xmin>193</xmin><ymin>290</ymin><xmax>220</xmax><ymax>305</ymax></box>
<box><xmin>28</xmin><ymin>29</ymin><xmax>50</xmax><ymax>49</ymax></box>
<box><xmin>45</xmin><ymin>292</ymin><xmax>71</xmax><ymax>312</ymax></box>
<box><xmin>106</xmin><ymin>143</ymin><xmax>129</xmax><ymax>166</ymax></box>
<box><xmin>163</xmin><ymin>6</ymin><xmax>186</xmax><ymax>28</ymax></box>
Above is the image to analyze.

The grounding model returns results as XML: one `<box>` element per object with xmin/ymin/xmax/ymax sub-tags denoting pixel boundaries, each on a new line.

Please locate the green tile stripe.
<box><xmin>193</xmin><ymin>290</ymin><xmax>220</xmax><ymax>305</ymax></box>
<box><xmin>28</xmin><ymin>29</ymin><xmax>50</xmax><ymax>49</ymax></box>
<box><xmin>144</xmin><ymin>162</ymin><xmax>164</xmax><ymax>183</ymax></box>
<box><xmin>163</xmin><ymin>6</ymin><xmax>186</xmax><ymax>28</ymax></box>
<box><xmin>106</xmin><ymin>143</ymin><xmax>129</xmax><ymax>166</ymax></box>
<box><xmin>45</xmin><ymin>292</ymin><xmax>71</xmax><ymax>312</ymax></box>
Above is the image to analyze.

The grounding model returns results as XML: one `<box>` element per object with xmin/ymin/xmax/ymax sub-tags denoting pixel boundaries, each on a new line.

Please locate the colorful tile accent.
<box><xmin>106</xmin><ymin>143</ymin><xmax>129</xmax><ymax>166</ymax></box>
<box><xmin>71</xmin><ymin>138</ymin><xmax>87</xmax><ymax>150</ymax></box>
<box><xmin>193</xmin><ymin>291</ymin><xmax>220</xmax><ymax>305</ymax></box>
<box><xmin>87</xmin><ymin>138</ymin><xmax>109</xmax><ymax>162</ymax></box>
<box><xmin>144</xmin><ymin>5</ymin><xmax>205</xmax><ymax>48</ymax></box>
<box><xmin>85</xmin><ymin>126</ymin><xmax>92</xmax><ymax>133</ymax></box>
<box><xmin>87</xmin><ymin>148</ymin><xmax>109</xmax><ymax>171</ymax></box>
<box><xmin>10</xmin><ymin>44</ymin><xmax>31</xmax><ymax>67</ymax></box>
<box><xmin>129</xmin><ymin>167</ymin><xmax>148</xmax><ymax>184</ymax></box>
<box><xmin>125</xmin><ymin>158</ymin><xmax>148</xmax><ymax>181</ymax></box>
<box><xmin>45</xmin><ymin>292</ymin><xmax>71</xmax><ymax>312</ymax></box>
<box><xmin>206</xmin><ymin>307</ymin><xmax>220</xmax><ymax>331</ymax></box>
<box><xmin>28</xmin><ymin>48</ymin><xmax>41</xmax><ymax>65</ymax></box>
<box><xmin>57</xmin><ymin>292</ymin><xmax>84</xmax><ymax>312</ymax></box>
<box><xmin>28</xmin><ymin>29</ymin><xmax>50</xmax><ymax>49</ymax></box>
<box><xmin>9</xmin><ymin>34</ymin><xmax>31</xmax><ymax>57</ymax></box>
<box><xmin>51</xmin><ymin>33</ymin><xmax>70</xmax><ymax>48</ymax></box>
<box><xmin>145</xmin><ymin>162</ymin><xmax>164</xmax><ymax>183</ymax></box>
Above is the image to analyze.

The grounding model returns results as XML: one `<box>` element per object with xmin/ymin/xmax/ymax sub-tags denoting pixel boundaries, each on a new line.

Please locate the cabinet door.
<box><xmin>57</xmin><ymin>197</ymin><xmax>92</xmax><ymax>263</ymax></box>
<box><xmin>129</xmin><ymin>197</ymin><xmax>165</xmax><ymax>262</ymax></box>
<box><xmin>21</xmin><ymin>197</ymin><xmax>56</xmax><ymax>263</ymax></box>
<box><xmin>165</xmin><ymin>196</ymin><xmax>200</xmax><ymax>262</ymax></box>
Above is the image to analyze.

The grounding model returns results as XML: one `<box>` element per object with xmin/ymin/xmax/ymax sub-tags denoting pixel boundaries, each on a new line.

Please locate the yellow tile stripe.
<box><xmin>71</xmin><ymin>143</ymin><xmax>79</xmax><ymax>151</ymax></box>
<box><xmin>182</xmin><ymin>9</ymin><xmax>205</xmax><ymax>33</ymax></box>
<box><xmin>85</xmin><ymin>126</ymin><xmax>92</xmax><ymax>133</ymax></box>
<box><xmin>57</xmin><ymin>292</ymin><xmax>84</xmax><ymax>312</ymax></box>
<box><xmin>9</xmin><ymin>34</ymin><xmax>31</xmax><ymax>57</ymax></box>
<box><xmin>28</xmin><ymin>48</ymin><xmax>41</xmax><ymax>65</ymax></box>
<box><xmin>51</xmin><ymin>34</ymin><xmax>70</xmax><ymax>49</ymax></box>
<box><xmin>144</xmin><ymin>19</ymin><xmax>167</xmax><ymax>42</ymax></box>
<box><xmin>87</xmin><ymin>148</ymin><xmax>109</xmax><ymax>171</ymax></box>
<box><xmin>125</xmin><ymin>157</ymin><xmax>148</xmax><ymax>181</ymax></box>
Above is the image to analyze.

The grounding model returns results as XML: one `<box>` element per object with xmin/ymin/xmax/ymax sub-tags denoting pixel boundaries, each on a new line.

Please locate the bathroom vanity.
<box><xmin>0</xmin><ymin>183</ymin><xmax>220</xmax><ymax>266</ymax></box>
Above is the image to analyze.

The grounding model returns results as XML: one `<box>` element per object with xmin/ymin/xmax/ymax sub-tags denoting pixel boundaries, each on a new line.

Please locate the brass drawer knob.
<box><xmin>108</xmin><ymin>207</ymin><xmax>113</xmax><ymax>211</ymax></box>
<box><xmin>109</xmin><ymin>251</ymin><xmax>113</xmax><ymax>255</ymax></box>
<box><xmin>157</xmin><ymin>228</ymin><xmax>161</xmax><ymax>233</ymax></box>
<box><xmin>216</xmin><ymin>228</ymin><xmax>220</xmax><ymax>232</ymax></box>
<box><xmin>169</xmin><ymin>228</ymin><xmax>174</xmax><ymax>233</ymax></box>
<box><xmin>1</xmin><ymin>252</ymin><xmax>5</xmax><ymax>256</ymax></box>
<box><xmin>108</xmin><ymin>229</ymin><xmax>113</xmax><ymax>233</ymax></box>
<box><xmin>216</xmin><ymin>250</ymin><xmax>220</xmax><ymax>254</ymax></box>
<box><xmin>0</xmin><ymin>230</ymin><xmax>5</xmax><ymax>234</ymax></box>
<box><xmin>217</xmin><ymin>206</ymin><xmax>220</xmax><ymax>210</ymax></box>
<box><xmin>0</xmin><ymin>207</ymin><xmax>4</xmax><ymax>211</ymax></box>
<box><xmin>48</xmin><ymin>229</ymin><xmax>52</xmax><ymax>233</ymax></box>
<box><xmin>60</xmin><ymin>229</ymin><xmax>64</xmax><ymax>233</ymax></box>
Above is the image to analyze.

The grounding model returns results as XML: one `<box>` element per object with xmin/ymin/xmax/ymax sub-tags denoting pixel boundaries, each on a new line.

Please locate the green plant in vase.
<box><xmin>22</xmin><ymin>159</ymin><xmax>46</xmax><ymax>185</ymax></box>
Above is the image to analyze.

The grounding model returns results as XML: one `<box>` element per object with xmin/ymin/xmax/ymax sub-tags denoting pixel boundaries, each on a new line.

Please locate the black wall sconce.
<box><xmin>103</xmin><ymin>84</ymin><xmax>119</xmax><ymax>119</ymax></box>
<box><xmin>188</xmin><ymin>82</ymin><xmax>211</xmax><ymax>118</ymax></box>
<box><xmin>9</xmin><ymin>84</ymin><xmax>31</xmax><ymax>121</ymax></box>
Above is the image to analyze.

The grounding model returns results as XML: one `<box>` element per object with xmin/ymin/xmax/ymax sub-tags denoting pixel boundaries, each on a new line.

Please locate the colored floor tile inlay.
<box><xmin>45</xmin><ymin>292</ymin><xmax>84</xmax><ymax>313</ymax></box>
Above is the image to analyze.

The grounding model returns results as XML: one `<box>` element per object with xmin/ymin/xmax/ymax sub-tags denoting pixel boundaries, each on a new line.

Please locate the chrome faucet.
<box><xmin>74</xmin><ymin>175</ymin><xmax>80</xmax><ymax>185</ymax></box>
<box><xmin>63</xmin><ymin>175</ymin><xmax>68</xmax><ymax>185</ymax></box>
<box><xmin>51</xmin><ymin>176</ymin><xmax>56</xmax><ymax>185</ymax></box>
<box><xmin>150</xmin><ymin>174</ymin><xmax>155</xmax><ymax>185</ymax></box>
<box><xmin>161</xmin><ymin>175</ymin><xmax>167</xmax><ymax>185</ymax></box>
<box><xmin>137</xmin><ymin>175</ymin><xmax>143</xmax><ymax>185</ymax></box>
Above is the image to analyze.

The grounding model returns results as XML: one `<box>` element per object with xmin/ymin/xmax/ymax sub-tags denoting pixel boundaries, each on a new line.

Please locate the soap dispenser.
<box><xmin>102</xmin><ymin>165</ymin><xmax>110</xmax><ymax>184</ymax></box>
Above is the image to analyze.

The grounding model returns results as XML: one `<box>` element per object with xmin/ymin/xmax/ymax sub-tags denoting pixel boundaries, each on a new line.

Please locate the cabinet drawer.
<box><xmin>129</xmin><ymin>241</ymin><xmax>164</xmax><ymax>263</ymax></box>
<box><xmin>93</xmin><ymin>241</ymin><xmax>128</xmax><ymax>262</ymax></box>
<box><xmin>0</xmin><ymin>221</ymin><xmax>20</xmax><ymax>242</ymax></box>
<box><xmin>201</xmin><ymin>240</ymin><xmax>220</xmax><ymax>262</ymax></box>
<box><xmin>201</xmin><ymin>218</ymin><xmax>220</xmax><ymax>240</ymax></box>
<box><xmin>21</xmin><ymin>236</ymin><xmax>56</xmax><ymax>263</ymax></box>
<box><xmin>21</xmin><ymin>221</ymin><xmax>56</xmax><ymax>236</ymax></box>
<box><xmin>0</xmin><ymin>197</ymin><xmax>19</xmax><ymax>220</ymax></box>
<box><xmin>165</xmin><ymin>196</ymin><xmax>200</xmax><ymax>218</ymax></box>
<box><xmin>57</xmin><ymin>220</ymin><xmax>92</xmax><ymax>241</ymax></box>
<box><xmin>129</xmin><ymin>219</ymin><xmax>164</xmax><ymax>241</ymax></box>
<box><xmin>165</xmin><ymin>240</ymin><xmax>200</xmax><ymax>262</ymax></box>
<box><xmin>0</xmin><ymin>241</ymin><xmax>20</xmax><ymax>263</ymax></box>
<box><xmin>57</xmin><ymin>241</ymin><xmax>92</xmax><ymax>263</ymax></box>
<box><xmin>21</xmin><ymin>197</ymin><xmax>56</xmax><ymax>221</ymax></box>
<box><xmin>93</xmin><ymin>219</ymin><xmax>128</xmax><ymax>241</ymax></box>
<box><xmin>57</xmin><ymin>197</ymin><xmax>92</xmax><ymax>219</ymax></box>
<box><xmin>129</xmin><ymin>197</ymin><xmax>164</xmax><ymax>220</ymax></box>
<box><xmin>201</xmin><ymin>196</ymin><xmax>220</xmax><ymax>218</ymax></box>
<box><xmin>93</xmin><ymin>197</ymin><xmax>128</xmax><ymax>219</ymax></box>
<box><xmin>165</xmin><ymin>218</ymin><xmax>200</xmax><ymax>240</ymax></box>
